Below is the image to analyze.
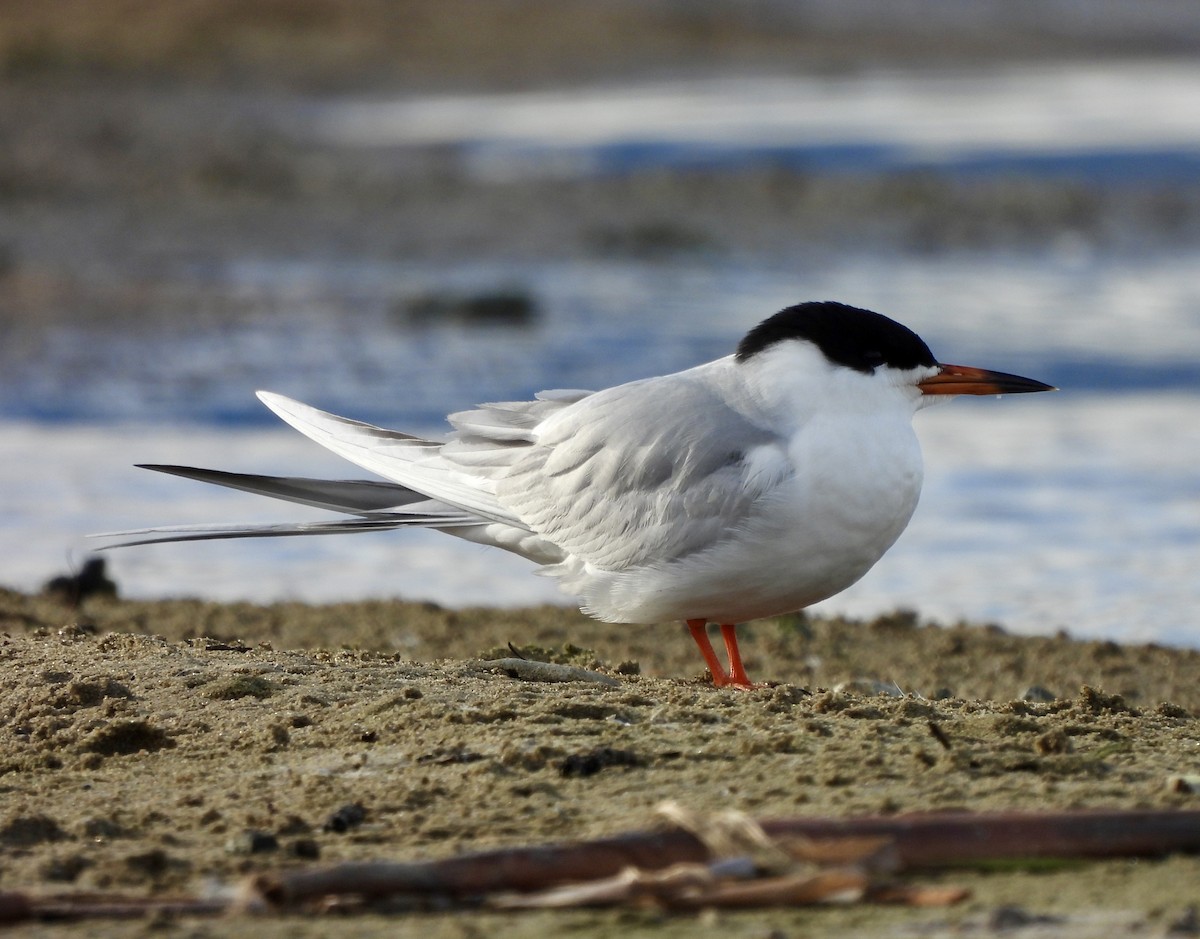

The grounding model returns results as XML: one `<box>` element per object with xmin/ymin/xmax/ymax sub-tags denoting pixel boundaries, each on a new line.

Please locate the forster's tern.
<box><xmin>108</xmin><ymin>301</ymin><xmax>1054</xmax><ymax>688</ymax></box>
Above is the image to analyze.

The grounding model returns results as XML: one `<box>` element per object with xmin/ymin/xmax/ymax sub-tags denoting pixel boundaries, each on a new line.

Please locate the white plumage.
<box><xmin>106</xmin><ymin>301</ymin><xmax>1053</xmax><ymax>687</ymax></box>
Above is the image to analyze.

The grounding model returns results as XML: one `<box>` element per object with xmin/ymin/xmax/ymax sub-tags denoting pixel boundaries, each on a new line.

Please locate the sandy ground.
<box><xmin>2</xmin><ymin>588</ymin><xmax>1200</xmax><ymax>935</ymax></box>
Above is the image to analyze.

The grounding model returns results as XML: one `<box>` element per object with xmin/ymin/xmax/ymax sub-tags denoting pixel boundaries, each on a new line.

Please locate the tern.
<box><xmin>107</xmin><ymin>301</ymin><xmax>1054</xmax><ymax>688</ymax></box>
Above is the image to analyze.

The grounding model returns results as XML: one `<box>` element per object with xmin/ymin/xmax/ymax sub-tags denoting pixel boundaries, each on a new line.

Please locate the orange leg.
<box><xmin>720</xmin><ymin>623</ymin><xmax>755</xmax><ymax>689</ymax></box>
<box><xmin>686</xmin><ymin>619</ymin><xmax>756</xmax><ymax>690</ymax></box>
<box><xmin>687</xmin><ymin>619</ymin><xmax>730</xmax><ymax>686</ymax></box>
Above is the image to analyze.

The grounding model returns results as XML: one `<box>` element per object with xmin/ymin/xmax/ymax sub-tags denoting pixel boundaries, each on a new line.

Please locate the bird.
<box><xmin>105</xmin><ymin>301</ymin><xmax>1054</xmax><ymax>689</ymax></box>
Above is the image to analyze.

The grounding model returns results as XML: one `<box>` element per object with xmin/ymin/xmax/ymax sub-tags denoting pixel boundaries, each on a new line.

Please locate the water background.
<box><xmin>2</xmin><ymin>62</ymin><xmax>1198</xmax><ymax>646</ymax></box>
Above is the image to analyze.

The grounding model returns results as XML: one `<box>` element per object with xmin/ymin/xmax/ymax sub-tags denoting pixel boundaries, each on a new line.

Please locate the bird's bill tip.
<box><xmin>920</xmin><ymin>363</ymin><xmax>1057</xmax><ymax>396</ymax></box>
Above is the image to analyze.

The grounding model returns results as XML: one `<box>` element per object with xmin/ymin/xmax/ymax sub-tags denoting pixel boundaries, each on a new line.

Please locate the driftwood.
<box><xmin>254</xmin><ymin>808</ymin><xmax>1200</xmax><ymax>908</ymax></box>
<box><xmin>0</xmin><ymin>891</ymin><xmax>230</xmax><ymax>923</ymax></box>
<box><xmin>492</xmin><ymin>864</ymin><xmax>875</xmax><ymax>911</ymax></box>
<box><xmin>763</xmin><ymin>808</ymin><xmax>1200</xmax><ymax>867</ymax></box>
<box><xmin>2</xmin><ymin>808</ymin><xmax>1200</xmax><ymax>923</ymax></box>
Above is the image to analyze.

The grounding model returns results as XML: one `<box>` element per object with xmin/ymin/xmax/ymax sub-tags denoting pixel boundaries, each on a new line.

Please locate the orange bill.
<box><xmin>920</xmin><ymin>364</ymin><xmax>1056</xmax><ymax>396</ymax></box>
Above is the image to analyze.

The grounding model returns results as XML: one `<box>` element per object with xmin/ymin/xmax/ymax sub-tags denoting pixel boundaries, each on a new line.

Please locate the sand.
<box><xmin>2</xmin><ymin>588</ymin><xmax>1200</xmax><ymax>936</ymax></box>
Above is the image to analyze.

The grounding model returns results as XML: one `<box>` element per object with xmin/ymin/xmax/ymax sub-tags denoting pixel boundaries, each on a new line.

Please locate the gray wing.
<box><xmin>444</xmin><ymin>369</ymin><xmax>788</xmax><ymax>571</ymax></box>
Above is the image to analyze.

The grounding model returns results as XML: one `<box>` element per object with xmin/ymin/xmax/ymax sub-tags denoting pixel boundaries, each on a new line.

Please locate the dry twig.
<box><xmin>4</xmin><ymin>808</ymin><xmax>1200</xmax><ymax>922</ymax></box>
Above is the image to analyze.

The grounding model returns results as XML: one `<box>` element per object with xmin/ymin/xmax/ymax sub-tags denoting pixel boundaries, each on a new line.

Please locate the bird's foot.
<box><xmin>709</xmin><ymin>671</ymin><xmax>758</xmax><ymax>691</ymax></box>
<box><xmin>687</xmin><ymin>620</ymin><xmax>758</xmax><ymax>691</ymax></box>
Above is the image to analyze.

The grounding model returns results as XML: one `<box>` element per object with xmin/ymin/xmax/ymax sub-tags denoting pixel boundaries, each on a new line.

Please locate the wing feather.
<box><xmin>232</xmin><ymin>373</ymin><xmax>784</xmax><ymax>577</ymax></box>
<box><xmin>460</xmin><ymin>369</ymin><xmax>788</xmax><ymax>572</ymax></box>
<box><xmin>256</xmin><ymin>391</ymin><xmax>522</xmax><ymax>527</ymax></box>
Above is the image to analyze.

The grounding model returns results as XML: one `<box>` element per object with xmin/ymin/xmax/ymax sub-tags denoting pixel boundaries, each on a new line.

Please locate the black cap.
<box><xmin>735</xmin><ymin>301</ymin><xmax>937</xmax><ymax>374</ymax></box>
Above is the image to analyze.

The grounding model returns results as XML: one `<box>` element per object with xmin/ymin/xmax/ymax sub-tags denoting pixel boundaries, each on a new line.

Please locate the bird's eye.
<box><xmin>863</xmin><ymin>351</ymin><xmax>885</xmax><ymax>370</ymax></box>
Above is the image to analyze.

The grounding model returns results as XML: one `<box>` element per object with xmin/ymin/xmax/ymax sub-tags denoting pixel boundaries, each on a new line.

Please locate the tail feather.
<box><xmin>138</xmin><ymin>464</ymin><xmax>437</xmax><ymax>515</ymax></box>
<box><xmin>96</xmin><ymin>514</ymin><xmax>479</xmax><ymax>549</ymax></box>
<box><xmin>101</xmin><ymin>391</ymin><xmax>573</xmax><ymax>558</ymax></box>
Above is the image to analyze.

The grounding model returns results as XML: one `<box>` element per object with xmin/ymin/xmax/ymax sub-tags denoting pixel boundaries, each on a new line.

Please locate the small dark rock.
<box><xmin>1021</xmin><ymin>685</ymin><xmax>1058</xmax><ymax>703</ymax></box>
<box><xmin>43</xmin><ymin>557</ymin><xmax>117</xmax><ymax>606</ymax></box>
<box><xmin>559</xmin><ymin>746</ymin><xmax>643</xmax><ymax>778</ymax></box>
<box><xmin>323</xmin><ymin>803</ymin><xmax>367</xmax><ymax>833</ymax></box>
<box><xmin>289</xmin><ymin>838</ymin><xmax>320</xmax><ymax>859</ymax></box>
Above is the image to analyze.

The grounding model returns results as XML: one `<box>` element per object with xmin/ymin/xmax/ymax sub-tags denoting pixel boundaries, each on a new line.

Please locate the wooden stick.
<box><xmin>0</xmin><ymin>892</ymin><xmax>229</xmax><ymax>925</ymax></box>
<box><xmin>255</xmin><ymin>809</ymin><xmax>1200</xmax><ymax>907</ymax></box>
<box><xmin>761</xmin><ymin>810</ymin><xmax>1200</xmax><ymax>868</ymax></box>
<box><xmin>8</xmin><ymin>809</ymin><xmax>1200</xmax><ymax>920</ymax></box>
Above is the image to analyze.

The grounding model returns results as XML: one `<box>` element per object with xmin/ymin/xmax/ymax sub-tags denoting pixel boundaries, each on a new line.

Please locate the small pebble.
<box><xmin>289</xmin><ymin>838</ymin><xmax>320</xmax><ymax>859</ymax></box>
<box><xmin>324</xmin><ymin>803</ymin><xmax>367</xmax><ymax>833</ymax></box>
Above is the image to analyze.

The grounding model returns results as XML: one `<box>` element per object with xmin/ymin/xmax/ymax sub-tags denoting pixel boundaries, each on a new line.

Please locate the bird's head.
<box><xmin>735</xmin><ymin>301</ymin><xmax>1055</xmax><ymax>413</ymax></box>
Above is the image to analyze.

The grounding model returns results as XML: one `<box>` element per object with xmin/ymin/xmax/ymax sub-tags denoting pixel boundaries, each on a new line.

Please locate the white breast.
<box><xmin>571</xmin><ymin>408</ymin><xmax>923</xmax><ymax>624</ymax></box>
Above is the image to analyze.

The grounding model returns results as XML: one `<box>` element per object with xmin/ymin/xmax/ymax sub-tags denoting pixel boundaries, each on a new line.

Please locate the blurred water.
<box><xmin>5</xmin><ymin>248</ymin><xmax>1200</xmax><ymax>425</ymax></box>
<box><xmin>2</xmin><ymin>59</ymin><xmax>1198</xmax><ymax>646</ymax></box>
<box><xmin>1</xmin><ymin>248</ymin><xmax>1197</xmax><ymax>646</ymax></box>
<box><xmin>311</xmin><ymin>62</ymin><xmax>1200</xmax><ymax>181</ymax></box>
